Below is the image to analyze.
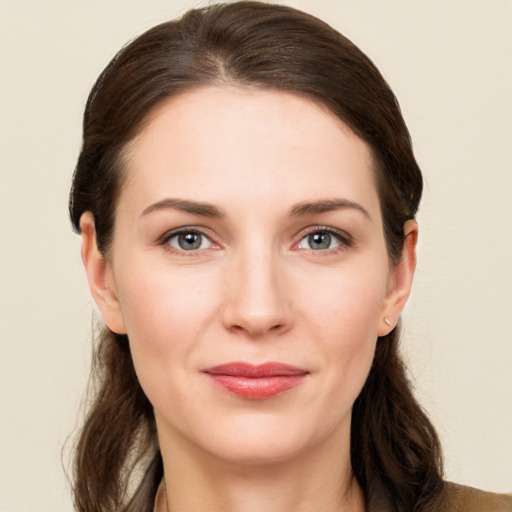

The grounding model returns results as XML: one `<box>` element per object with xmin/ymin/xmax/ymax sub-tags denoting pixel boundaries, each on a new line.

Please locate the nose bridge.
<box><xmin>222</xmin><ymin>237</ymin><xmax>290</xmax><ymax>336</ymax></box>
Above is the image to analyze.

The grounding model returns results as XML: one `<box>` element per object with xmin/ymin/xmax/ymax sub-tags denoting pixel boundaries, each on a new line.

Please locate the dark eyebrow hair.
<box><xmin>140</xmin><ymin>198</ymin><xmax>225</xmax><ymax>218</ymax></box>
<box><xmin>289</xmin><ymin>199</ymin><xmax>372</xmax><ymax>220</ymax></box>
<box><xmin>140</xmin><ymin>197</ymin><xmax>371</xmax><ymax>221</ymax></box>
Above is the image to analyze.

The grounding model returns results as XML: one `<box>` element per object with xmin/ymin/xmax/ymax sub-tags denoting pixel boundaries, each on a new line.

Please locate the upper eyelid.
<box><xmin>159</xmin><ymin>228</ymin><xmax>219</xmax><ymax>256</ymax></box>
<box><xmin>296</xmin><ymin>225</ymin><xmax>353</xmax><ymax>243</ymax></box>
<box><xmin>159</xmin><ymin>226</ymin><xmax>216</xmax><ymax>243</ymax></box>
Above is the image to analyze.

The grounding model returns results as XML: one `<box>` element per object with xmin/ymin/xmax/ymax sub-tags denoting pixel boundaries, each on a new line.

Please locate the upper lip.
<box><xmin>203</xmin><ymin>362</ymin><xmax>309</xmax><ymax>378</ymax></box>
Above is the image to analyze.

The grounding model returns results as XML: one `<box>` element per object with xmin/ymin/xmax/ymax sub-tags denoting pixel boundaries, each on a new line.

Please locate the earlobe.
<box><xmin>80</xmin><ymin>212</ymin><xmax>127</xmax><ymax>334</ymax></box>
<box><xmin>378</xmin><ymin>220</ymin><xmax>418</xmax><ymax>336</ymax></box>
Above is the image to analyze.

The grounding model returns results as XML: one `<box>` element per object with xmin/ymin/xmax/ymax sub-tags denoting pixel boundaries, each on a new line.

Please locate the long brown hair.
<box><xmin>69</xmin><ymin>2</ymin><xmax>443</xmax><ymax>511</ymax></box>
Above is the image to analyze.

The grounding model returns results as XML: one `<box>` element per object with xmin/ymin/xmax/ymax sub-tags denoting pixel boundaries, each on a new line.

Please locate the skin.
<box><xmin>81</xmin><ymin>86</ymin><xmax>417</xmax><ymax>512</ymax></box>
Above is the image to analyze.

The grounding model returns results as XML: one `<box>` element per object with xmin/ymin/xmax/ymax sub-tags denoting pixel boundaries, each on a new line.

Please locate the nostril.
<box><xmin>221</xmin><ymin>275</ymin><xmax>292</xmax><ymax>337</ymax></box>
<box><xmin>225</xmin><ymin>319</ymin><xmax>287</xmax><ymax>338</ymax></box>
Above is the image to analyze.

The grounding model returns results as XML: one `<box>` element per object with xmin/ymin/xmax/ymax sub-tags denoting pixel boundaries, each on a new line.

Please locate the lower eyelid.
<box><xmin>297</xmin><ymin>228</ymin><xmax>353</xmax><ymax>248</ymax></box>
<box><xmin>171</xmin><ymin>233</ymin><xmax>212</xmax><ymax>249</ymax></box>
<box><xmin>161</xmin><ymin>228</ymin><xmax>216</xmax><ymax>249</ymax></box>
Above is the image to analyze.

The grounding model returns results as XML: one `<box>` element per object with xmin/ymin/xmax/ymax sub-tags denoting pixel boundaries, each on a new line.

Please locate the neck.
<box><xmin>155</xmin><ymin>421</ymin><xmax>364</xmax><ymax>512</ymax></box>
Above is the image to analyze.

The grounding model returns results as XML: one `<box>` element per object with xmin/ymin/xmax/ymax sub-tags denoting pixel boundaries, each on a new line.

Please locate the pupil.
<box><xmin>179</xmin><ymin>232</ymin><xmax>201</xmax><ymax>250</ymax></box>
<box><xmin>309</xmin><ymin>232</ymin><xmax>331</xmax><ymax>250</ymax></box>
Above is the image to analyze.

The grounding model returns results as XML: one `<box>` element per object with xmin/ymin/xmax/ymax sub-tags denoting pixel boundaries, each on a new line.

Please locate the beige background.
<box><xmin>1</xmin><ymin>1</ymin><xmax>511</xmax><ymax>510</ymax></box>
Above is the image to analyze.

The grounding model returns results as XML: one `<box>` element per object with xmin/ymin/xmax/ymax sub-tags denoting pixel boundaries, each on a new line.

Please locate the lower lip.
<box><xmin>206</xmin><ymin>374</ymin><xmax>307</xmax><ymax>400</ymax></box>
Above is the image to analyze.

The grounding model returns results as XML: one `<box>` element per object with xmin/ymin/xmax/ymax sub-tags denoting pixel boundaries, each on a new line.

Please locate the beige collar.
<box><xmin>153</xmin><ymin>480</ymin><xmax>165</xmax><ymax>512</ymax></box>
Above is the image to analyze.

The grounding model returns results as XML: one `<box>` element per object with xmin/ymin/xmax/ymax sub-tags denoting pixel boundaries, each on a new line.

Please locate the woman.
<box><xmin>69</xmin><ymin>2</ymin><xmax>512</xmax><ymax>511</ymax></box>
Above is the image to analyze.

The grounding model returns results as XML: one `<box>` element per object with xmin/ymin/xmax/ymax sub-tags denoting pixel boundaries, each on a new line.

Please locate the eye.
<box><xmin>167</xmin><ymin>230</ymin><xmax>213</xmax><ymax>251</ymax></box>
<box><xmin>297</xmin><ymin>229</ymin><xmax>351</xmax><ymax>251</ymax></box>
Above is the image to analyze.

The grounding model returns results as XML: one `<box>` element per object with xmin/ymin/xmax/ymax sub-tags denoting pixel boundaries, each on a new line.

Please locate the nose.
<box><xmin>221</xmin><ymin>246</ymin><xmax>292</xmax><ymax>338</ymax></box>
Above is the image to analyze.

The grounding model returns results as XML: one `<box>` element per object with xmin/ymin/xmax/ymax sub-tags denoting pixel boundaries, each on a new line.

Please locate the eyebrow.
<box><xmin>140</xmin><ymin>197</ymin><xmax>371</xmax><ymax>221</ymax></box>
<box><xmin>140</xmin><ymin>198</ymin><xmax>225</xmax><ymax>218</ymax></box>
<box><xmin>289</xmin><ymin>199</ymin><xmax>371</xmax><ymax>220</ymax></box>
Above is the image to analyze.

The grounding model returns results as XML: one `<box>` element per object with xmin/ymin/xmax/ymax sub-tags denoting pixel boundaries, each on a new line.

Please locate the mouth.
<box><xmin>202</xmin><ymin>362</ymin><xmax>309</xmax><ymax>400</ymax></box>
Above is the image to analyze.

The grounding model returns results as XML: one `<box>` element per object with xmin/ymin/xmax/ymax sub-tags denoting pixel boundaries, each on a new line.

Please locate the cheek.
<box><xmin>118</xmin><ymin>260</ymin><xmax>213</xmax><ymax>330</ymax></box>
<box><xmin>302</xmin><ymin>262</ymin><xmax>388</xmax><ymax>341</ymax></box>
<box><xmin>297</xmin><ymin>262</ymin><xmax>388</xmax><ymax>397</ymax></box>
<box><xmin>113</xmin><ymin>262</ymin><xmax>220</xmax><ymax>377</ymax></box>
<box><xmin>113</xmin><ymin>263</ymin><xmax>228</xmax><ymax>425</ymax></box>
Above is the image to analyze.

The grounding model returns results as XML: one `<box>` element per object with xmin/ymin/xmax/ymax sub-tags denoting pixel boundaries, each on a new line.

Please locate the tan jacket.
<box><xmin>437</xmin><ymin>482</ymin><xmax>512</xmax><ymax>512</ymax></box>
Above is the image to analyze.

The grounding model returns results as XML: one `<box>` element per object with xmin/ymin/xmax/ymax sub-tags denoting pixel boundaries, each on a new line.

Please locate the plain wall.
<box><xmin>0</xmin><ymin>1</ymin><xmax>510</xmax><ymax>510</ymax></box>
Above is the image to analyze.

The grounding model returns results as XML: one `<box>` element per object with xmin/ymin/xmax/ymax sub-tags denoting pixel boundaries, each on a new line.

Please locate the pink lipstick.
<box><xmin>203</xmin><ymin>362</ymin><xmax>308</xmax><ymax>400</ymax></box>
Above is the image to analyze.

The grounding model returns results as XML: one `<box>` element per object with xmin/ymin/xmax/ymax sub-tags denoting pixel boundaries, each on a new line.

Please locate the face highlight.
<box><xmin>83</xmin><ymin>86</ymin><xmax>413</xmax><ymax>467</ymax></box>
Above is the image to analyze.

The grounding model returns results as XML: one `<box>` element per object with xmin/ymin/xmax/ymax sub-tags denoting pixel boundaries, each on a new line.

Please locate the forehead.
<box><xmin>120</xmin><ymin>86</ymin><xmax>380</xmax><ymax>219</ymax></box>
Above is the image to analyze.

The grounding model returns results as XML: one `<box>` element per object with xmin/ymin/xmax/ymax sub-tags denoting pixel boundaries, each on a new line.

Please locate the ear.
<box><xmin>378</xmin><ymin>220</ymin><xmax>418</xmax><ymax>336</ymax></box>
<box><xmin>80</xmin><ymin>212</ymin><xmax>127</xmax><ymax>334</ymax></box>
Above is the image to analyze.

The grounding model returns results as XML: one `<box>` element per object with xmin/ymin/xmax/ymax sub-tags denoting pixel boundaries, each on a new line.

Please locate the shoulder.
<box><xmin>437</xmin><ymin>482</ymin><xmax>512</xmax><ymax>512</ymax></box>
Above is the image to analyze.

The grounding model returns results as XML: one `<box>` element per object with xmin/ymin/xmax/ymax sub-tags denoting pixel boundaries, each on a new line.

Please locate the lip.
<box><xmin>202</xmin><ymin>362</ymin><xmax>309</xmax><ymax>400</ymax></box>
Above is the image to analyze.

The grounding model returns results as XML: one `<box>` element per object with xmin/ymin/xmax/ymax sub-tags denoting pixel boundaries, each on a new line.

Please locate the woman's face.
<box><xmin>82</xmin><ymin>86</ymin><xmax>415</xmax><ymax>466</ymax></box>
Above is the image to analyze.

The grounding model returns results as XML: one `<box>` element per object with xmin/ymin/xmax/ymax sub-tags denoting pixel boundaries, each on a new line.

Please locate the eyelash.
<box><xmin>160</xmin><ymin>227</ymin><xmax>218</xmax><ymax>257</ymax></box>
<box><xmin>159</xmin><ymin>226</ymin><xmax>354</xmax><ymax>256</ymax></box>
<box><xmin>296</xmin><ymin>226</ymin><xmax>354</xmax><ymax>255</ymax></box>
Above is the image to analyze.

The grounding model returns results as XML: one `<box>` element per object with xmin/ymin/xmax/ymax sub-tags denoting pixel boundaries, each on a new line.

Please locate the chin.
<box><xmin>189</xmin><ymin>413</ymin><xmax>343</xmax><ymax>468</ymax></box>
<box><xmin>206</xmin><ymin>437</ymin><xmax>311</xmax><ymax>467</ymax></box>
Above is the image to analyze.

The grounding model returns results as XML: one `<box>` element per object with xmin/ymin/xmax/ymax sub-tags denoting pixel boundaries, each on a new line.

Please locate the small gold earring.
<box><xmin>384</xmin><ymin>317</ymin><xmax>392</xmax><ymax>326</ymax></box>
